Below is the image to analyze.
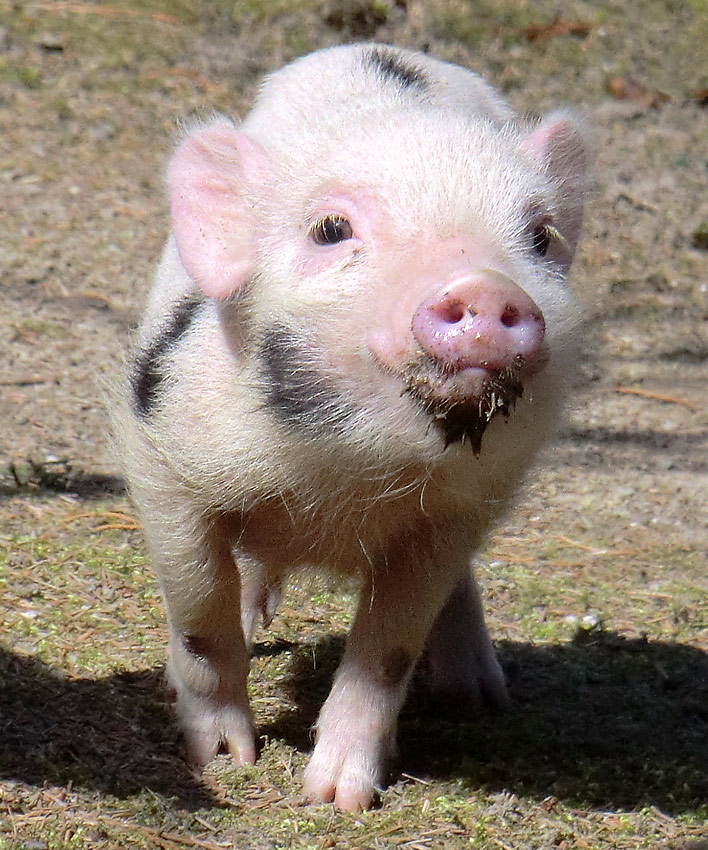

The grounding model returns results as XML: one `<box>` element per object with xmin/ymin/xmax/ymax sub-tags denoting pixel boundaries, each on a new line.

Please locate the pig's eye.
<box><xmin>531</xmin><ymin>221</ymin><xmax>552</xmax><ymax>256</ymax></box>
<box><xmin>310</xmin><ymin>215</ymin><xmax>354</xmax><ymax>245</ymax></box>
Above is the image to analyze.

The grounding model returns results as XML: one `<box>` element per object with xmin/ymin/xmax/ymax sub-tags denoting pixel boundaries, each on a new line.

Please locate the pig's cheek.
<box><xmin>361</xmin><ymin>277</ymin><xmax>423</xmax><ymax>372</ymax></box>
<box><xmin>365</xmin><ymin>292</ymin><xmax>421</xmax><ymax>373</ymax></box>
<box><xmin>366</xmin><ymin>325</ymin><xmax>413</xmax><ymax>374</ymax></box>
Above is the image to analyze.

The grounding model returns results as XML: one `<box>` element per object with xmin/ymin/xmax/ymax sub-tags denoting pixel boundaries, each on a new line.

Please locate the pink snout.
<box><xmin>411</xmin><ymin>271</ymin><xmax>545</xmax><ymax>373</ymax></box>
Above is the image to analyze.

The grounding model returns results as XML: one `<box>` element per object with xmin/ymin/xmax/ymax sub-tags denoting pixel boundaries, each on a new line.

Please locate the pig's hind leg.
<box><xmin>423</xmin><ymin>569</ymin><xmax>509</xmax><ymax>710</ymax></box>
<box><xmin>303</xmin><ymin>538</ymin><xmax>472</xmax><ymax>811</ymax></box>
<box><xmin>143</xmin><ymin>505</ymin><xmax>256</xmax><ymax>767</ymax></box>
<box><xmin>239</xmin><ymin>554</ymin><xmax>283</xmax><ymax>648</ymax></box>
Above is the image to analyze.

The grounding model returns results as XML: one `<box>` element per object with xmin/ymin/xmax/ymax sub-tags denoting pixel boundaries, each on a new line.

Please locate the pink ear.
<box><xmin>168</xmin><ymin>124</ymin><xmax>269</xmax><ymax>298</ymax></box>
<box><xmin>521</xmin><ymin>112</ymin><xmax>589</xmax><ymax>262</ymax></box>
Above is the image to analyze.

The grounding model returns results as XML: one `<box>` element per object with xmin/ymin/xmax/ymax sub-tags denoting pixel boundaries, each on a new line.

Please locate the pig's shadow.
<box><xmin>0</xmin><ymin>650</ymin><xmax>211</xmax><ymax>808</ymax></box>
<box><xmin>2</xmin><ymin>633</ymin><xmax>707</xmax><ymax>813</ymax></box>
<box><xmin>261</xmin><ymin>630</ymin><xmax>708</xmax><ymax>814</ymax></box>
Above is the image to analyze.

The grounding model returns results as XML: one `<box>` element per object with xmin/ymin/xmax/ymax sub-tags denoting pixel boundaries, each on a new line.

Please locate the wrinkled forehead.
<box><xmin>268</xmin><ymin>109</ymin><xmax>550</xmax><ymax>237</ymax></box>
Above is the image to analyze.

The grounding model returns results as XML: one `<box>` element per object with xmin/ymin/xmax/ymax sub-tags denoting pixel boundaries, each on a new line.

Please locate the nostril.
<box><xmin>500</xmin><ymin>304</ymin><xmax>520</xmax><ymax>328</ymax></box>
<box><xmin>436</xmin><ymin>300</ymin><xmax>467</xmax><ymax>324</ymax></box>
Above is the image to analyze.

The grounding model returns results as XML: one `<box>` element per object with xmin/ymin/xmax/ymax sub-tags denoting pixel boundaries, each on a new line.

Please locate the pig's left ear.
<box><xmin>521</xmin><ymin>112</ymin><xmax>589</xmax><ymax>264</ymax></box>
<box><xmin>168</xmin><ymin>123</ymin><xmax>270</xmax><ymax>299</ymax></box>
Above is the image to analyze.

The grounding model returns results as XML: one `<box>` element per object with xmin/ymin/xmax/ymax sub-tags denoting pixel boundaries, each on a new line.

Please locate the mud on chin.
<box><xmin>401</xmin><ymin>359</ymin><xmax>526</xmax><ymax>453</ymax></box>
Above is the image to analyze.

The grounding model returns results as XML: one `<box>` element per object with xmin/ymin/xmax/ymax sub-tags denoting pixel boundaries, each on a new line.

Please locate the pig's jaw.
<box><xmin>400</xmin><ymin>358</ymin><xmax>526</xmax><ymax>453</ymax></box>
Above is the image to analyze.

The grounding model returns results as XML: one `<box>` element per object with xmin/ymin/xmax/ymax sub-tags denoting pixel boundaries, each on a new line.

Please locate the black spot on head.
<box><xmin>260</xmin><ymin>325</ymin><xmax>355</xmax><ymax>438</ymax></box>
<box><xmin>131</xmin><ymin>293</ymin><xmax>204</xmax><ymax>417</ymax></box>
<box><xmin>366</xmin><ymin>46</ymin><xmax>427</xmax><ymax>91</ymax></box>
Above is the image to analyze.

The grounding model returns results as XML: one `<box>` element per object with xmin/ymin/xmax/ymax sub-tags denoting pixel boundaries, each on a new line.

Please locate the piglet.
<box><xmin>116</xmin><ymin>44</ymin><xmax>588</xmax><ymax>811</ymax></box>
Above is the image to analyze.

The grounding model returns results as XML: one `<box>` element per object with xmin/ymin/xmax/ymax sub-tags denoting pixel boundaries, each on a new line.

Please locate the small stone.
<box><xmin>35</xmin><ymin>32</ymin><xmax>64</xmax><ymax>52</ymax></box>
<box><xmin>11</xmin><ymin>459</ymin><xmax>34</xmax><ymax>486</ymax></box>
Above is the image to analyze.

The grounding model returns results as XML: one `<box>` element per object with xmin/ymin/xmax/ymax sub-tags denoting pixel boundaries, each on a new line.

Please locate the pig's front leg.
<box><xmin>303</xmin><ymin>542</ymin><xmax>470</xmax><ymax>811</ymax></box>
<box><xmin>144</xmin><ymin>506</ymin><xmax>256</xmax><ymax>767</ymax></box>
<box><xmin>423</xmin><ymin>569</ymin><xmax>509</xmax><ymax>709</ymax></box>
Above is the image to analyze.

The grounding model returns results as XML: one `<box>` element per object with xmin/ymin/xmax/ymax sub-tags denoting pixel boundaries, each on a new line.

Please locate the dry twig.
<box><xmin>614</xmin><ymin>386</ymin><xmax>698</xmax><ymax>410</ymax></box>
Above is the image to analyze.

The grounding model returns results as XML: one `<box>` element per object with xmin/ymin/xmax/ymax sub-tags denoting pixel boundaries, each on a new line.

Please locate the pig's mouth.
<box><xmin>401</xmin><ymin>358</ymin><xmax>526</xmax><ymax>454</ymax></box>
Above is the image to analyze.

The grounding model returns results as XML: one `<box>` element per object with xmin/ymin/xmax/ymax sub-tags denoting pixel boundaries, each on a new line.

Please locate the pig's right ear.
<box><xmin>168</xmin><ymin>125</ymin><xmax>269</xmax><ymax>299</ymax></box>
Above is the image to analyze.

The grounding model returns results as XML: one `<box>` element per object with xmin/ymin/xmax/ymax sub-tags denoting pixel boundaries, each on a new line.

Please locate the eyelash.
<box><xmin>530</xmin><ymin>220</ymin><xmax>564</xmax><ymax>257</ymax></box>
<box><xmin>531</xmin><ymin>221</ymin><xmax>552</xmax><ymax>256</ymax></box>
<box><xmin>309</xmin><ymin>214</ymin><xmax>354</xmax><ymax>245</ymax></box>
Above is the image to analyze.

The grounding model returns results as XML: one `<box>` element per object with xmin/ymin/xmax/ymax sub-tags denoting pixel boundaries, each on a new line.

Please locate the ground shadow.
<box><xmin>0</xmin><ymin>468</ymin><xmax>126</xmax><ymax>500</ymax></box>
<box><xmin>263</xmin><ymin>630</ymin><xmax>708</xmax><ymax>815</ymax></box>
<box><xmin>0</xmin><ymin>649</ymin><xmax>211</xmax><ymax>808</ymax></box>
<box><xmin>556</xmin><ymin>427</ymin><xmax>708</xmax><ymax>474</ymax></box>
<box><xmin>3</xmin><ymin>632</ymin><xmax>707</xmax><ymax>814</ymax></box>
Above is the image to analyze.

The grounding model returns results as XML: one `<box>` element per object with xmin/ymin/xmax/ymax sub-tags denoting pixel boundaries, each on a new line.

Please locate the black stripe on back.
<box><xmin>366</xmin><ymin>46</ymin><xmax>427</xmax><ymax>91</ymax></box>
<box><xmin>131</xmin><ymin>294</ymin><xmax>205</xmax><ymax>417</ymax></box>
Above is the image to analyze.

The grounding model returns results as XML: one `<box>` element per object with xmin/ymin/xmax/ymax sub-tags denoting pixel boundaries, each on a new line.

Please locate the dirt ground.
<box><xmin>1</xmin><ymin>1</ymin><xmax>707</xmax><ymax>849</ymax></box>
